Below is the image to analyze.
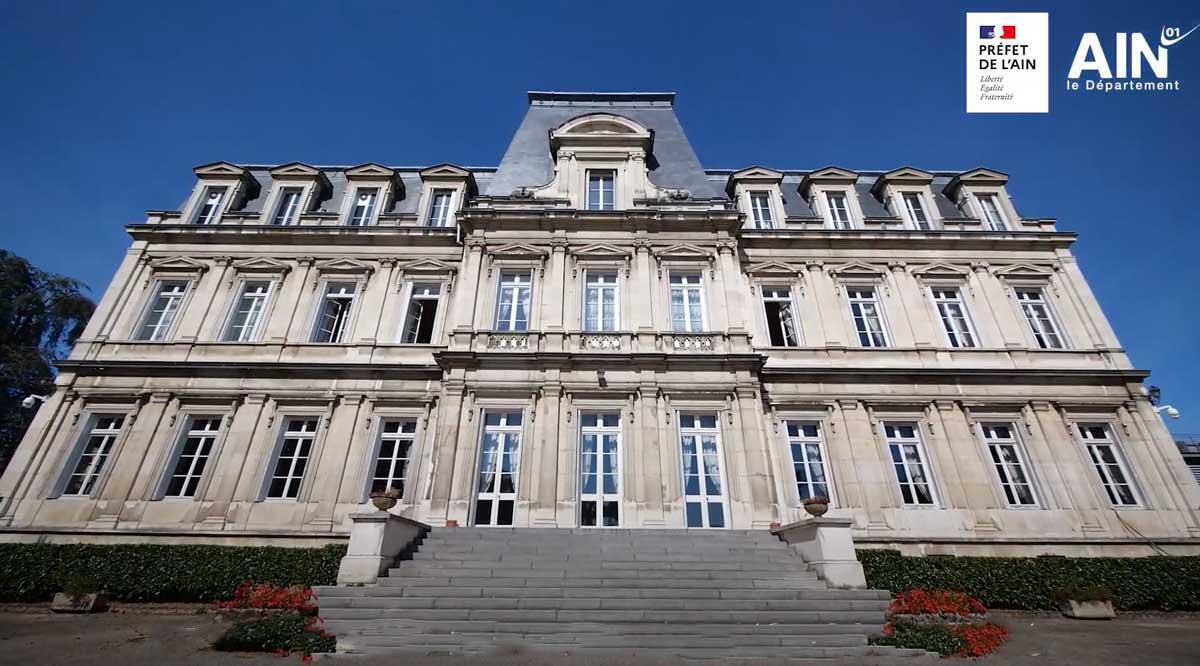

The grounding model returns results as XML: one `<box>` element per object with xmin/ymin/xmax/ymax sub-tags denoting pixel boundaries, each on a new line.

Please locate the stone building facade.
<box><xmin>2</xmin><ymin>91</ymin><xmax>1197</xmax><ymax>555</ymax></box>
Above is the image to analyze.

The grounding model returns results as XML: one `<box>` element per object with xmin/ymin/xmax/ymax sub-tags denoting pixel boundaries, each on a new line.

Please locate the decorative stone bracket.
<box><xmin>771</xmin><ymin>517</ymin><xmax>867</xmax><ymax>589</ymax></box>
<box><xmin>336</xmin><ymin>511</ymin><xmax>430</xmax><ymax>585</ymax></box>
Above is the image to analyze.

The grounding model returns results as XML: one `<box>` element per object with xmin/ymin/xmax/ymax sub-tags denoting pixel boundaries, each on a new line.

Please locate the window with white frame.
<box><xmin>162</xmin><ymin>416</ymin><xmax>222</xmax><ymax>498</ymax></box>
<box><xmin>979</xmin><ymin>423</ymin><xmax>1038</xmax><ymax>507</ymax></box>
<box><xmin>427</xmin><ymin>189</ymin><xmax>455</xmax><ymax>227</ymax></box>
<box><xmin>975</xmin><ymin>193</ymin><xmax>1008</xmax><ymax>231</ymax></box>
<box><xmin>669</xmin><ymin>272</ymin><xmax>705</xmax><ymax>332</ymax></box>
<box><xmin>1014</xmin><ymin>288</ymin><xmax>1064</xmax><ymax>349</ymax></box>
<box><xmin>223</xmin><ymin>280</ymin><xmax>273</xmax><ymax>342</ymax></box>
<box><xmin>846</xmin><ymin>286</ymin><xmax>888</xmax><ymax>347</ymax></box>
<box><xmin>1077</xmin><ymin>423</ymin><xmax>1139</xmax><ymax>506</ymax></box>
<box><xmin>931</xmin><ymin>287</ymin><xmax>977</xmax><ymax>348</ymax></box>
<box><xmin>401</xmin><ymin>283</ymin><xmax>441</xmax><ymax>344</ymax></box>
<box><xmin>60</xmin><ymin>415</ymin><xmax>125</xmax><ymax>496</ymax></box>
<box><xmin>193</xmin><ymin>186</ymin><xmax>227</xmax><ymax>225</ymax></box>
<box><xmin>475</xmin><ymin>411</ymin><xmax>522</xmax><ymax>526</ymax></box>
<box><xmin>583</xmin><ymin>271</ymin><xmax>619</xmax><ymax>332</ymax></box>
<box><xmin>785</xmin><ymin>421</ymin><xmax>830</xmax><ymax>502</ymax></box>
<box><xmin>265</xmin><ymin>417</ymin><xmax>319</xmax><ymax>499</ymax></box>
<box><xmin>586</xmin><ymin>169</ymin><xmax>616</xmax><ymax>211</ymax></box>
<box><xmin>579</xmin><ymin>413</ymin><xmax>621</xmax><ymax>527</ymax></box>
<box><xmin>136</xmin><ymin>280</ymin><xmax>189</xmax><ymax>341</ymax></box>
<box><xmin>369</xmin><ymin>419</ymin><xmax>417</xmax><ymax>496</ymax></box>
<box><xmin>678</xmin><ymin>413</ymin><xmax>727</xmax><ymax>528</ymax></box>
<box><xmin>311</xmin><ymin>282</ymin><xmax>357</xmax><ymax>343</ymax></box>
<box><xmin>884</xmin><ymin>422</ymin><xmax>937</xmax><ymax>506</ymax></box>
<box><xmin>272</xmin><ymin>187</ymin><xmax>303</xmax><ymax>226</ymax></box>
<box><xmin>748</xmin><ymin>191</ymin><xmax>774</xmax><ymax>229</ymax></box>
<box><xmin>900</xmin><ymin>192</ymin><xmax>933</xmax><ymax>230</ymax></box>
<box><xmin>494</xmin><ymin>271</ymin><xmax>532</xmax><ymax>331</ymax></box>
<box><xmin>347</xmin><ymin>187</ymin><xmax>379</xmax><ymax>226</ymax></box>
<box><xmin>824</xmin><ymin>191</ymin><xmax>854</xmax><ymax>230</ymax></box>
<box><xmin>761</xmin><ymin>286</ymin><xmax>799</xmax><ymax>347</ymax></box>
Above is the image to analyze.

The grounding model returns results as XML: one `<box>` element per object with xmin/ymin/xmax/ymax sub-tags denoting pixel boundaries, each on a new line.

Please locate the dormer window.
<box><xmin>428</xmin><ymin>189</ymin><xmax>455</xmax><ymax>227</ymax></box>
<box><xmin>194</xmin><ymin>186</ymin><xmax>227</xmax><ymax>225</ymax></box>
<box><xmin>348</xmin><ymin>188</ymin><xmax>379</xmax><ymax>226</ymax></box>
<box><xmin>825</xmin><ymin>192</ymin><xmax>854</xmax><ymax>230</ymax></box>
<box><xmin>586</xmin><ymin>170</ymin><xmax>616</xmax><ymax>211</ymax></box>
<box><xmin>749</xmin><ymin>192</ymin><xmax>774</xmax><ymax>229</ymax></box>
<box><xmin>900</xmin><ymin>192</ymin><xmax>933</xmax><ymax>231</ymax></box>
<box><xmin>272</xmin><ymin>188</ymin><xmax>303</xmax><ymax>226</ymax></box>
<box><xmin>976</xmin><ymin>193</ymin><xmax>1008</xmax><ymax>231</ymax></box>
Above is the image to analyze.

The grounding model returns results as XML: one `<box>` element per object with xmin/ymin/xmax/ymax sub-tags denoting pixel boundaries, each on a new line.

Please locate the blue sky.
<box><xmin>1</xmin><ymin>1</ymin><xmax>1197</xmax><ymax>431</ymax></box>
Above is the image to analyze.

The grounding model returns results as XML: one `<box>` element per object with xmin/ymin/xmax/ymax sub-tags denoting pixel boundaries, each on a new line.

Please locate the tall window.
<box><xmin>494</xmin><ymin>271</ymin><xmax>532</xmax><ymax>331</ymax></box>
<box><xmin>1015</xmin><ymin>288</ymin><xmax>1064</xmax><ymax>349</ymax></box>
<box><xmin>60</xmin><ymin>415</ymin><xmax>124</xmax><ymax>496</ymax></box>
<box><xmin>223</xmin><ymin>281</ymin><xmax>273</xmax><ymax>342</ymax></box>
<box><xmin>427</xmin><ymin>189</ymin><xmax>454</xmax><ymax>227</ymax></box>
<box><xmin>162</xmin><ymin>416</ymin><xmax>222</xmax><ymax>498</ymax></box>
<box><xmin>579</xmin><ymin>413</ymin><xmax>621</xmax><ymax>527</ymax></box>
<box><xmin>265</xmin><ymin>417</ymin><xmax>319</xmax><ymax>499</ymax></box>
<box><xmin>369</xmin><ymin>419</ymin><xmax>417</xmax><ymax>496</ymax></box>
<box><xmin>193</xmin><ymin>186</ymin><xmax>227</xmax><ymax>225</ymax></box>
<box><xmin>884</xmin><ymin>422</ymin><xmax>937</xmax><ymax>506</ymax></box>
<box><xmin>586</xmin><ymin>169</ymin><xmax>615</xmax><ymax>211</ymax></box>
<box><xmin>136</xmin><ymin>280</ymin><xmax>189</xmax><ymax>341</ymax></box>
<box><xmin>847</xmin><ymin>286</ymin><xmax>887</xmax><ymax>347</ymax></box>
<box><xmin>979</xmin><ymin>423</ymin><xmax>1038</xmax><ymax>507</ymax></box>
<box><xmin>583</xmin><ymin>272</ymin><xmax>619</xmax><ymax>332</ymax></box>
<box><xmin>1077</xmin><ymin>423</ymin><xmax>1139</xmax><ymax>506</ymax></box>
<box><xmin>901</xmin><ymin>192</ymin><xmax>932</xmax><ymax>230</ymax></box>
<box><xmin>825</xmin><ymin>191</ymin><xmax>853</xmax><ymax>230</ymax></box>
<box><xmin>931</xmin><ymin>287</ymin><xmax>977</xmax><ymax>348</ymax></box>
<box><xmin>347</xmin><ymin>188</ymin><xmax>378</xmax><ymax>226</ymax></box>
<box><xmin>272</xmin><ymin>187</ymin><xmax>303</xmax><ymax>225</ymax></box>
<box><xmin>475</xmin><ymin>411</ymin><xmax>522</xmax><ymax>526</ymax></box>
<box><xmin>401</xmin><ymin>283</ymin><xmax>441</xmax><ymax>344</ymax></box>
<box><xmin>669</xmin><ymin>273</ymin><xmax>705</xmax><ymax>332</ymax></box>
<box><xmin>749</xmin><ymin>191</ymin><xmax>774</xmax><ymax>229</ymax></box>
<box><xmin>761</xmin><ymin>286</ymin><xmax>799</xmax><ymax>347</ymax></box>
<box><xmin>311</xmin><ymin>282</ymin><xmax>357</xmax><ymax>343</ymax></box>
<box><xmin>679</xmin><ymin>413</ymin><xmax>726</xmax><ymax>528</ymax></box>
<box><xmin>976</xmin><ymin>193</ymin><xmax>1008</xmax><ymax>231</ymax></box>
<box><xmin>785</xmin><ymin>421</ymin><xmax>830</xmax><ymax>502</ymax></box>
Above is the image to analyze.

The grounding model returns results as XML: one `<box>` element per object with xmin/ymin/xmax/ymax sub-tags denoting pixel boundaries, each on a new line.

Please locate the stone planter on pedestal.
<box><xmin>370</xmin><ymin>496</ymin><xmax>397</xmax><ymax>511</ymax></box>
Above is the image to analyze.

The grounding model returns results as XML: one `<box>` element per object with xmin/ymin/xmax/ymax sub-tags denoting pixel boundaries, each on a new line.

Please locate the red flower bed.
<box><xmin>951</xmin><ymin>622</ymin><xmax>1009</xmax><ymax>658</ymax></box>
<box><xmin>890</xmin><ymin>589</ymin><xmax>987</xmax><ymax>617</ymax></box>
<box><xmin>214</xmin><ymin>582</ymin><xmax>316</xmax><ymax>612</ymax></box>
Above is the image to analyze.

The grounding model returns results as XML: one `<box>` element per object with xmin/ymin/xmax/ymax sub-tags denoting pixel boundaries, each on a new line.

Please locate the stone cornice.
<box><xmin>738</xmin><ymin>229</ymin><xmax>1077</xmax><ymax>251</ymax></box>
<box><xmin>126</xmin><ymin>224</ymin><xmax>461</xmax><ymax>247</ymax></box>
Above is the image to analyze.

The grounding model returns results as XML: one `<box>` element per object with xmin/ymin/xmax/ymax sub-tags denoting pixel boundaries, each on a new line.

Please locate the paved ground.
<box><xmin>0</xmin><ymin>608</ymin><xmax>1196</xmax><ymax>665</ymax></box>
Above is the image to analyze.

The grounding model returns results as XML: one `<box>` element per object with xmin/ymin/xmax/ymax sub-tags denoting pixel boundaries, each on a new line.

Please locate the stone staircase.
<box><xmin>316</xmin><ymin>527</ymin><xmax>929</xmax><ymax>661</ymax></box>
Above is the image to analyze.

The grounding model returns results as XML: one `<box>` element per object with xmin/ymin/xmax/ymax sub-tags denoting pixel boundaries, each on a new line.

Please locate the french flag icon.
<box><xmin>980</xmin><ymin>25</ymin><xmax>1017</xmax><ymax>39</ymax></box>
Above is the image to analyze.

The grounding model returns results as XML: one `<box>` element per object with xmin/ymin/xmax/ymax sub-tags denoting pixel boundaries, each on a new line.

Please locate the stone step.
<box><xmin>315</xmin><ymin>585</ymin><xmax>891</xmax><ymax>601</ymax></box>
<box><xmin>317</xmin><ymin>595</ymin><xmax>890</xmax><ymax>612</ymax></box>
<box><xmin>375</xmin><ymin>576</ymin><xmax>828</xmax><ymax>590</ymax></box>
<box><xmin>320</xmin><ymin>619</ymin><xmax>885</xmax><ymax>637</ymax></box>
<box><xmin>320</xmin><ymin>607</ymin><xmax>885</xmax><ymax>624</ymax></box>
<box><xmin>337</xmin><ymin>631</ymin><xmax>869</xmax><ymax>649</ymax></box>
<box><xmin>422</xmin><ymin>532</ymin><xmax>783</xmax><ymax>546</ymax></box>
<box><xmin>340</xmin><ymin>643</ymin><xmax>932</xmax><ymax>660</ymax></box>
<box><xmin>399</xmin><ymin>559</ymin><xmax>809</xmax><ymax>573</ymax></box>
<box><xmin>388</xmin><ymin>564</ymin><xmax>818</xmax><ymax>580</ymax></box>
<box><xmin>411</xmin><ymin>546</ymin><xmax>800</xmax><ymax>559</ymax></box>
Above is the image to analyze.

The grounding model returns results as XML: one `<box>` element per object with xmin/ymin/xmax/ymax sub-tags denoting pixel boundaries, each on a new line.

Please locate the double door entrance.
<box><xmin>471</xmin><ymin>410</ymin><xmax>729</xmax><ymax>528</ymax></box>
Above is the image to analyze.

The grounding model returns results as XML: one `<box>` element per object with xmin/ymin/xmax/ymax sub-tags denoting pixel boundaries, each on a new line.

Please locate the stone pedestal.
<box><xmin>336</xmin><ymin>511</ymin><xmax>429</xmax><ymax>585</ymax></box>
<box><xmin>771</xmin><ymin>517</ymin><xmax>867</xmax><ymax>589</ymax></box>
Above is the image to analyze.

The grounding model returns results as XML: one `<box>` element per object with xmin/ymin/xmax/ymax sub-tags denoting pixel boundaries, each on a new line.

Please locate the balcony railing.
<box><xmin>454</xmin><ymin>330</ymin><xmax>751</xmax><ymax>355</ymax></box>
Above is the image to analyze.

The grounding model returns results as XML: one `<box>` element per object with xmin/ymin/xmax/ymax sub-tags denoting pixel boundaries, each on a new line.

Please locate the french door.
<box><xmin>678</xmin><ymin>413</ymin><xmax>727</xmax><ymax>528</ymax></box>
<box><xmin>579</xmin><ymin>413</ymin><xmax>621</xmax><ymax>527</ymax></box>
<box><xmin>474</xmin><ymin>411</ymin><xmax>522</xmax><ymax>526</ymax></box>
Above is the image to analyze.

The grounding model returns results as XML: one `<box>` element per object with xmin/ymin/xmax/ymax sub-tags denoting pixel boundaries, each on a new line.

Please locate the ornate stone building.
<box><xmin>2</xmin><ymin>91</ymin><xmax>1196</xmax><ymax>555</ymax></box>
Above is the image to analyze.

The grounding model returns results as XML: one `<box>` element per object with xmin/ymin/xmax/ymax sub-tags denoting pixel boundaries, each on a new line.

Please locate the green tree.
<box><xmin>0</xmin><ymin>251</ymin><xmax>94</xmax><ymax>474</ymax></box>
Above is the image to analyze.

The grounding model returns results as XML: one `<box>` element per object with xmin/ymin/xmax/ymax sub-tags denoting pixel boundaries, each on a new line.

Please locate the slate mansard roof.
<box><xmin>174</xmin><ymin>91</ymin><xmax>1015</xmax><ymax>219</ymax></box>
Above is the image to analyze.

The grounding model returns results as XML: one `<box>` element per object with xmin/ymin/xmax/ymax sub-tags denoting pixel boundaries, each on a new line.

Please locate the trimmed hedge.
<box><xmin>212</xmin><ymin>612</ymin><xmax>335</xmax><ymax>655</ymax></box>
<box><xmin>859</xmin><ymin>549</ymin><xmax>1200</xmax><ymax>611</ymax></box>
<box><xmin>0</xmin><ymin>543</ymin><xmax>345</xmax><ymax>603</ymax></box>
